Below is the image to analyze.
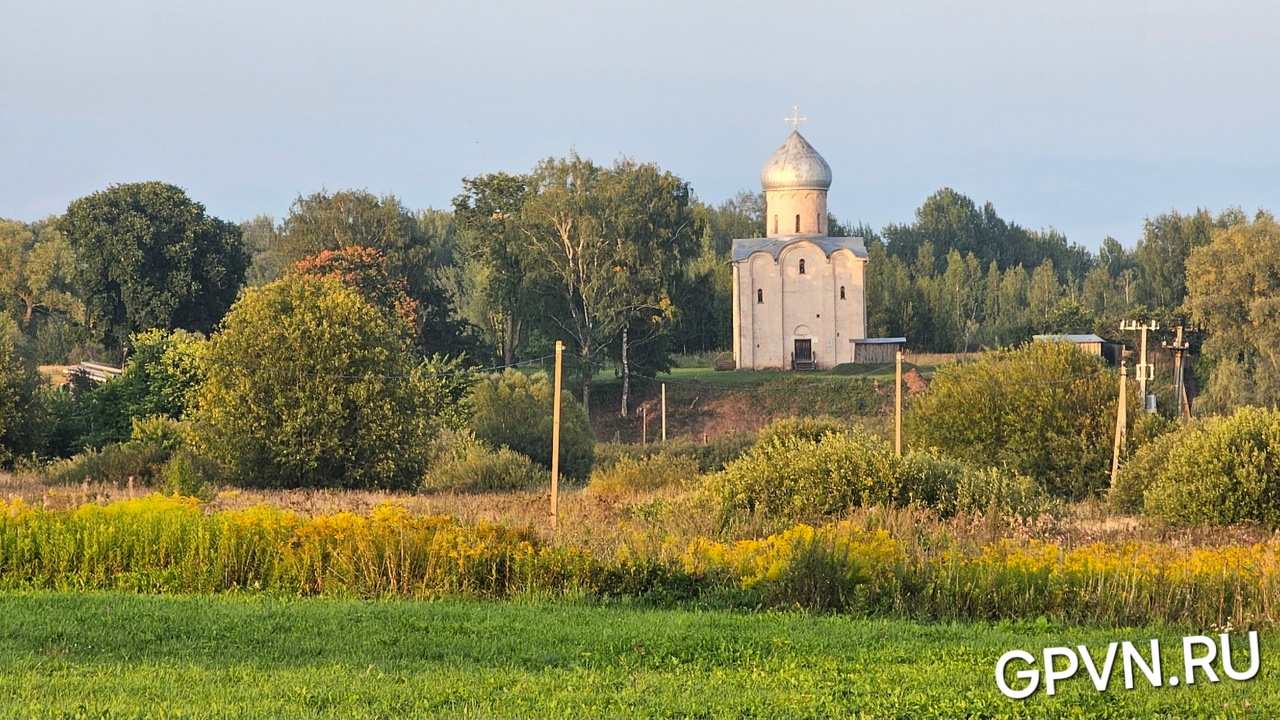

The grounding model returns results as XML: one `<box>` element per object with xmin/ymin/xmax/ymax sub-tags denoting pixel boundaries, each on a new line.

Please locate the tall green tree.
<box><xmin>452</xmin><ymin>173</ymin><xmax>534</xmax><ymax>365</ymax></box>
<box><xmin>241</xmin><ymin>214</ymin><xmax>285</xmax><ymax>287</ymax></box>
<box><xmin>0</xmin><ymin>219</ymin><xmax>82</xmax><ymax>332</ymax></box>
<box><xmin>1133</xmin><ymin>208</ymin><xmax>1243</xmax><ymax>315</ymax></box>
<box><xmin>1185</xmin><ymin>210</ymin><xmax>1280</xmax><ymax>412</ymax></box>
<box><xmin>0</xmin><ymin>317</ymin><xmax>42</xmax><ymax>465</ymax></box>
<box><xmin>59</xmin><ymin>182</ymin><xmax>247</xmax><ymax>352</ymax></box>
<box><xmin>518</xmin><ymin>154</ymin><xmax>697</xmax><ymax>416</ymax></box>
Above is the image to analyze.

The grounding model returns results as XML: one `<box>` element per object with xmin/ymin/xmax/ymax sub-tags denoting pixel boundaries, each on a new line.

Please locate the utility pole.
<box><xmin>1163</xmin><ymin>324</ymin><xmax>1191</xmax><ymax>419</ymax></box>
<box><xmin>894</xmin><ymin>351</ymin><xmax>903</xmax><ymax>457</ymax></box>
<box><xmin>1111</xmin><ymin>361</ymin><xmax>1128</xmax><ymax>486</ymax></box>
<box><xmin>1120</xmin><ymin>319</ymin><xmax>1158</xmax><ymax>413</ymax></box>
<box><xmin>551</xmin><ymin>340</ymin><xmax>563</xmax><ymax>532</ymax></box>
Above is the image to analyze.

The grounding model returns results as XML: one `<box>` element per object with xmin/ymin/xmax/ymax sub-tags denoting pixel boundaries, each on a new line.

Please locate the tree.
<box><xmin>59</xmin><ymin>182</ymin><xmax>247</xmax><ymax>352</ymax></box>
<box><xmin>518</xmin><ymin>154</ymin><xmax>697</xmax><ymax>416</ymax></box>
<box><xmin>279</xmin><ymin>189</ymin><xmax>475</xmax><ymax>356</ymax></box>
<box><xmin>907</xmin><ymin>341</ymin><xmax>1125</xmax><ymax>499</ymax></box>
<box><xmin>1185</xmin><ymin>210</ymin><xmax>1280</xmax><ymax>412</ymax></box>
<box><xmin>1027</xmin><ymin>260</ymin><xmax>1062</xmax><ymax>332</ymax></box>
<box><xmin>241</xmin><ymin>214</ymin><xmax>286</xmax><ymax>287</ymax></box>
<box><xmin>292</xmin><ymin>246</ymin><xmax>419</xmax><ymax>338</ymax></box>
<box><xmin>191</xmin><ymin>275</ymin><xmax>471</xmax><ymax>489</ymax></box>
<box><xmin>1133</xmin><ymin>209</ymin><xmax>1231</xmax><ymax>314</ymax></box>
<box><xmin>0</xmin><ymin>219</ymin><xmax>82</xmax><ymax>332</ymax></box>
<box><xmin>883</xmin><ymin>188</ymin><xmax>1091</xmax><ymax>286</ymax></box>
<box><xmin>0</xmin><ymin>318</ymin><xmax>41</xmax><ymax>465</ymax></box>
<box><xmin>452</xmin><ymin>173</ymin><xmax>534</xmax><ymax>365</ymax></box>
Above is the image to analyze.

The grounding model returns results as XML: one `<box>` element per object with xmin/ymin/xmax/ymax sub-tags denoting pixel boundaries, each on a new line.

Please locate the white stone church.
<box><xmin>732</xmin><ymin>122</ymin><xmax>897</xmax><ymax>370</ymax></box>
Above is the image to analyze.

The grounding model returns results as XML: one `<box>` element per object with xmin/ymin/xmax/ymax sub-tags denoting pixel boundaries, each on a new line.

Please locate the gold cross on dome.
<box><xmin>785</xmin><ymin>105</ymin><xmax>807</xmax><ymax>130</ymax></box>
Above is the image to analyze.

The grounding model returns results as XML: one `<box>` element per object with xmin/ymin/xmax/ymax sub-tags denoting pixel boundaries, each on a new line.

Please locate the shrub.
<box><xmin>1110</xmin><ymin>425</ymin><xmax>1185</xmax><ymax>514</ymax></box>
<box><xmin>712</xmin><ymin>428</ymin><xmax>896</xmax><ymax>520</ymax></box>
<box><xmin>907</xmin><ymin>341</ymin><xmax>1127</xmax><ymax>499</ymax></box>
<box><xmin>45</xmin><ymin>441</ymin><xmax>172</xmax><ymax>485</ymax></box>
<box><xmin>159</xmin><ymin>449</ymin><xmax>221</xmax><ymax>500</ymax></box>
<box><xmin>952</xmin><ymin>466</ymin><xmax>1051</xmax><ymax>518</ymax></box>
<box><xmin>423</xmin><ymin>430</ymin><xmax>546</xmax><ymax>493</ymax></box>
<box><xmin>44</xmin><ymin>416</ymin><xmax>191</xmax><ymax>485</ymax></box>
<box><xmin>594</xmin><ymin>433</ymin><xmax>756</xmax><ymax>475</ymax></box>
<box><xmin>469</xmin><ymin>370</ymin><xmax>595</xmax><ymax>482</ymax></box>
<box><xmin>77</xmin><ymin>329</ymin><xmax>207</xmax><ymax>448</ymax></box>
<box><xmin>891</xmin><ymin>449</ymin><xmax>966</xmax><ymax>511</ymax></box>
<box><xmin>586</xmin><ymin>453</ymin><xmax>700</xmax><ymax>497</ymax></box>
<box><xmin>1141</xmin><ymin>407</ymin><xmax>1280</xmax><ymax>527</ymax></box>
<box><xmin>892</xmin><ymin>449</ymin><xmax>1051</xmax><ymax>518</ymax></box>
<box><xmin>756</xmin><ymin>416</ymin><xmax>848</xmax><ymax>446</ymax></box>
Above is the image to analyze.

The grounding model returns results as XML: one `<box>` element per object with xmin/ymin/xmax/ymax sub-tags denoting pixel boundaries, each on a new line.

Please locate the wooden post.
<box><xmin>551</xmin><ymin>340</ymin><xmax>563</xmax><ymax>532</ymax></box>
<box><xmin>1111</xmin><ymin>361</ymin><xmax>1128</xmax><ymax>486</ymax></box>
<box><xmin>661</xmin><ymin>383</ymin><xmax>667</xmax><ymax>443</ymax></box>
<box><xmin>894</xmin><ymin>351</ymin><xmax>903</xmax><ymax>457</ymax></box>
<box><xmin>641</xmin><ymin>406</ymin><xmax>647</xmax><ymax>445</ymax></box>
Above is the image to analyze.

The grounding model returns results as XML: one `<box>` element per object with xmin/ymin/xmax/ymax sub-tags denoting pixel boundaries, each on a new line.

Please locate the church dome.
<box><xmin>760</xmin><ymin>130</ymin><xmax>832</xmax><ymax>191</ymax></box>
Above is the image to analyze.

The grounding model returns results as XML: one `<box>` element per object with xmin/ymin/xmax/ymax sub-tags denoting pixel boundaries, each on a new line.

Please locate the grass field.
<box><xmin>0</xmin><ymin>592</ymin><xmax>1274</xmax><ymax>719</ymax></box>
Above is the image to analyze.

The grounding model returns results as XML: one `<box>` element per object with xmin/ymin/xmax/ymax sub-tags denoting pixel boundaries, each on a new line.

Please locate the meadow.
<box><xmin>1</xmin><ymin>592</ymin><xmax>1276</xmax><ymax>719</ymax></box>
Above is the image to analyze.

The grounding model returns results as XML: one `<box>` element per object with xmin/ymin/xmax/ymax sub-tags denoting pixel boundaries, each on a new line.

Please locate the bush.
<box><xmin>756</xmin><ymin>416</ymin><xmax>848</xmax><ymax>446</ymax></box>
<box><xmin>594</xmin><ymin>433</ymin><xmax>756</xmax><ymax>475</ymax></box>
<box><xmin>586</xmin><ymin>453</ymin><xmax>700</xmax><ymax>497</ymax></box>
<box><xmin>712</xmin><ymin>428</ymin><xmax>896</xmax><ymax>520</ymax></box>
<box><xmin>907</xmin><ymin>342</ymin><xmax>1126</xmax><ymax>499</ymax></box>
<box><xmin>469</xmin><ymin>370</ymin><xmax>595</xmax><ymax>482</ymax></box>
<box><xmin>45</xmin><ymin>441</ymin><xmax>172</xmax><ymax>485</ymax></box>
<box><xmin>952</xmin><ymin>466</ymin><xmax>1051</xmax><ymax>518</ymax></box>
<box><xmin>1140</xmin><ymin>407</ymin><xmax>1280</xmax><ymax>527</ymax></box>
<box><xmin>76</xmin><ymin>329</ymin><xmax>207</xmax><ymax>448</ymax></box>
<box><xmin>423</xmin><ymin>430</ymin><xmax>546</xmax><ymax>493</ymax></box>
<box><xmin>1110</xmin><ymin>426</ymin><xmax>1184</xmax><ymax>514</ymax></box>
<box><xmin>160</xmin><ymin>450</ymin><xmax>221</xmax><ymax>499</ymax></box>
<box><xmin>44</xmin><ymin>416</ymin><xmax>191</xmax><ymax>485</ymax></box>
<box><xmin>891</xmin><ymin>449</ymin><xmax>1050</xmax><ymax>518</ymax></box>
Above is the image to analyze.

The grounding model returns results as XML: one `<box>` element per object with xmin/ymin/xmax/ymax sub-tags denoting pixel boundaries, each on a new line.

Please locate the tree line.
<box><xmin>3</xmin><ymin>157</ymin><xmax>1279</xmax><ymax>454</ymax></box>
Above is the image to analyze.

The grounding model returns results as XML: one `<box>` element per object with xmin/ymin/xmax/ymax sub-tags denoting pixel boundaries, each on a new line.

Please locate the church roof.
<box><xmin>730</xmin><ymin>235</ymin><xmax>868</xmax><ymax>263</ymax></box>
<box><xmin>760</xmin><ymin>130</ymin><xmax>833</xmax><ymax>191</ymax></box>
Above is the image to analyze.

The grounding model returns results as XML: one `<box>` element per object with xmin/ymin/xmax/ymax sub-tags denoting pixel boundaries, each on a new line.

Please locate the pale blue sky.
<box><xmin>2</xmin><ymin>0</ymin><xmax>1278</xmax><ymax>250</ymax></box>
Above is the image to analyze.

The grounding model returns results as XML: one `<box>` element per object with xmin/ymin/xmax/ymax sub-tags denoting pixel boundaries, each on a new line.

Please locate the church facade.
<box><xmin>731</xmin><ymin>126</ymin><xmax>869</xmax><ymax>370</ymax></box>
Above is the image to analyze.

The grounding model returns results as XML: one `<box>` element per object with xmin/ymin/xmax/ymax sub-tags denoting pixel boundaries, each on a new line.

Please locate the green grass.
<box><xmin>0</xmin><ymin>593</ymin><xmax>1275</xmax><ymax>718</ymax></box>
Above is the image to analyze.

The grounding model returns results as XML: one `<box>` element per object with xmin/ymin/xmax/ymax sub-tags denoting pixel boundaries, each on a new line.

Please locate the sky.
<box><xmin>2</xmin><ymin>0</ymin><xmax>1278</xmax><ymax>251</ymax></box>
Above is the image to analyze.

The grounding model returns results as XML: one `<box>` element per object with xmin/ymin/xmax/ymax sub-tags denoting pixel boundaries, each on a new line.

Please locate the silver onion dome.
<box><xmin>760</xmin><ymin>130</ymin><xmax>833</xmax><ymax>191</ymax></box>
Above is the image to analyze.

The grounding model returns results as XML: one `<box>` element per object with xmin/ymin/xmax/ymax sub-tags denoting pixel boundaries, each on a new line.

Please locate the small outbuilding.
<box><xmin>853</xmin><ymin>337</ymin><xmax>907</xmax><ymax>364</ymax></box>
<box><xmin>1032</xmin><ymin>334</ymin><xmax>1123</xmax><ymax>365</ymax></box>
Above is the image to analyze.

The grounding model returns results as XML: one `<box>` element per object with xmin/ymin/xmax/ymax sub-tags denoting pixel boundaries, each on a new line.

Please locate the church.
<box><xmin>731</xmin><ymin>117</ymin><xmax>890</xmax><ymax>370</ymax></box>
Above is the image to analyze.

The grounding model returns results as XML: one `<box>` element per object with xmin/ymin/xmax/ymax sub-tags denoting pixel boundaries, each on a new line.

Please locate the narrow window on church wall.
<box><xmin>773</xmin><ymin>216</ymin><xmax>778</xmax><ymax>234</ymax></box>
<box><xmin>795</xmin><ymin>214</ymin><xmax>801</xmax><ymax>233</ymax></box>
<box><xmin>840</xmin><ymin>285</ymin><xmax>846</xmax><ymax>300</ymax></box>
<box><xmin>818</xmin><ymin>213</ymin><xmax>822</xmax><ymax>233</ymax></box>
<box><xmin>756</xmin><ymin>289</ymin><xmax>763</xmax><ymax>303</ymax></box>
<box><xmin>799</xmin><ymin>259</ymin><xmax>806</xmax><ymax>275</ymax></box>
